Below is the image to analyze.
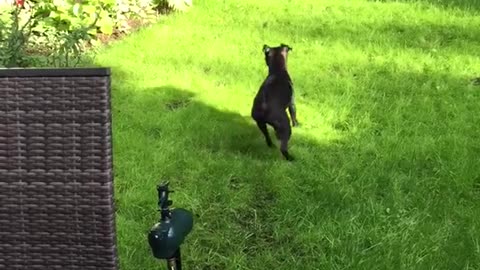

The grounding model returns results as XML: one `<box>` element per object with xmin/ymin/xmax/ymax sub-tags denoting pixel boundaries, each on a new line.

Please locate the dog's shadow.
<box><xmin>114</xmin><ymin>85</ymin><xmax>323</xmax><ymax>162</ymax></box>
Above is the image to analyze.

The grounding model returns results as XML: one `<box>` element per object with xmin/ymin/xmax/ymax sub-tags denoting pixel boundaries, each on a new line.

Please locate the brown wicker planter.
<box><xmin>0</xmin><ymin>68</ymin><xmax>118</xmax><ymax>270</ymax></box>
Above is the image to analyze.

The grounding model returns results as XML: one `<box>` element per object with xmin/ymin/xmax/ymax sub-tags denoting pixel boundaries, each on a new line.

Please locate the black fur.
<box><xmin>251</xmin><ymin>43</ymin><xmax>298</xmax><ymax>161</ymax></box>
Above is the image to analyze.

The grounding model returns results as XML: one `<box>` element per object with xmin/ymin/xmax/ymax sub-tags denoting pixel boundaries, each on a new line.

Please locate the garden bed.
<box><xmin>0</xmin><ymin>0</ymin><xmax>192</xmax><ymax>68</ymax></box>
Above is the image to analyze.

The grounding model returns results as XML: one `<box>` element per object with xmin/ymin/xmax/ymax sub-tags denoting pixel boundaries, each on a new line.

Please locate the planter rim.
<box><xmin>0</xmin><ymin>67</ymin><xmax>110</xmax><ymax>77</ymax></box>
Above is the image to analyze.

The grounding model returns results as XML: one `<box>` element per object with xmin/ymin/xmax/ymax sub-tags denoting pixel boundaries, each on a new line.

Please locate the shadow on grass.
<box><xmin>392</xmin><ymin>0</ymin><xmax>480</xmax><ymax>12</ymax></box>
<box><xmin>113</xmin><ymin>84</ymin><xmax>334</xmax><ymax>162</ymax></box>
<box><xmin>295</xmin><ymin>15</ymin><xmax>480</xmax><ymax>56</ymax></box>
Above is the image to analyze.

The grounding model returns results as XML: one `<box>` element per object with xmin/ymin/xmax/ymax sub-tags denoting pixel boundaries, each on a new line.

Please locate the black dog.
<box><xmin>251</xmin><ymin>43</ymin><xmax>298</xmax><ymax>161</ymax></box>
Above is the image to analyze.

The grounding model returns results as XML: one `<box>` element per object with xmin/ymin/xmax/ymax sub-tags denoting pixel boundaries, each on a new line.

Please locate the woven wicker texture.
<box><xmin>0</xmin><ymin>70</ymin><xmax>118</xmax><ymax>270</ymax></box>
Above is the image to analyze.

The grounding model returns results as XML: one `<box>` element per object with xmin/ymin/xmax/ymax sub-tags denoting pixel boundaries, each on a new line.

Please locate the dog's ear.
<box><xmin>263</xmin><ymin>44</ymin><xmax>270</xmax><ymax>54</ymax></box>
<box><xmin>281</xmin><ymin>43</ymin><xmax>292</xmax><ymax>52</ymax></box>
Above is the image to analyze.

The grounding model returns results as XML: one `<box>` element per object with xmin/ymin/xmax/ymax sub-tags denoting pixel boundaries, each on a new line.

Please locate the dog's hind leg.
<box><xmin>278</xmin><ymin>128</ymin><xmax>294</xmax><ymax>161</ymax></box>
<box><xmin>256</xmin><ymin>120</ymin><xmax>274</xmax><ymax>147</ymax></box>
<box><xmin>273</xmin><ymin>115</ymin><xmax>294</xmax><ymax>161</ymax></box>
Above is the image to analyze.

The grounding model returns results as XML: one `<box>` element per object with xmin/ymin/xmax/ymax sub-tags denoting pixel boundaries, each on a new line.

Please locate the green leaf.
<box><xmin>87</xmin><ymin>28</ymin><xmax>97</xmax><ymax>35</ymax></box>
<box><xmin>73</xmin><ymin>3</ymin><xmax>82</xmax><ymax>16</ymax></box>
<box><xmin>99</xmin><ymin>9</ymin><xmax>110</xmax><ymax>18</ymax></box>
<box><xmin>102</xmin><ymin>0</ymin><xmax>116</xmax><ymax>6</ymax></box>
<box><xmin>100</xmin><ymin>24</ymin><xmax>114</xmax><ymax>35</ymax></box>
<box><xmin>98</xmin><ymin>17</ymin><xmax>115</xmax><ymax>35</ymax></box>
<box><xmin>59</xmin><ymin>12</ymin><xmax>72</xmax><ymax>22</ymax></box>
<box><xmin>49</xmin><ymin>11</ymin><xmax>60</xmax><ymax>18</ymax></box>
<box><xmin>83</xmin><ymin>5</ymin><xmax>97</xmax><ymax>15</ymax></box>
<box><xmin>32</xmin><ymin>24</ymin><xmax>46</xmax><ymax>32</ymax></box>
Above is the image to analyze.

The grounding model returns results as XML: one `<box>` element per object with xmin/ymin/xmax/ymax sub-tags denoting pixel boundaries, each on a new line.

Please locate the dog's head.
<box><xmin>263</xmin><ymin>43</ymin><xmax>292</xmax><ymax>71</ymax></box>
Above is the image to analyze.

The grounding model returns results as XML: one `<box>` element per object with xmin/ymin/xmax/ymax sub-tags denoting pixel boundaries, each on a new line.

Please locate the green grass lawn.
<box><xmin>92</xmin><ymin>0</ymin><xmax>480</xmax><ymax>269</ymax></box>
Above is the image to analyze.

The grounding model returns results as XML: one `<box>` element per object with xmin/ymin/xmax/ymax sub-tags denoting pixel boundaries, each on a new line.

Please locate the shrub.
<box><xmin>0</xmin><ymin>0</ymin><xmax>193</xmax><ymax>67</ymax></box>
<box><xmin>0</xmin><ymin>4</ymin><xmax>36</xmax><ymax>67</ymax></box>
